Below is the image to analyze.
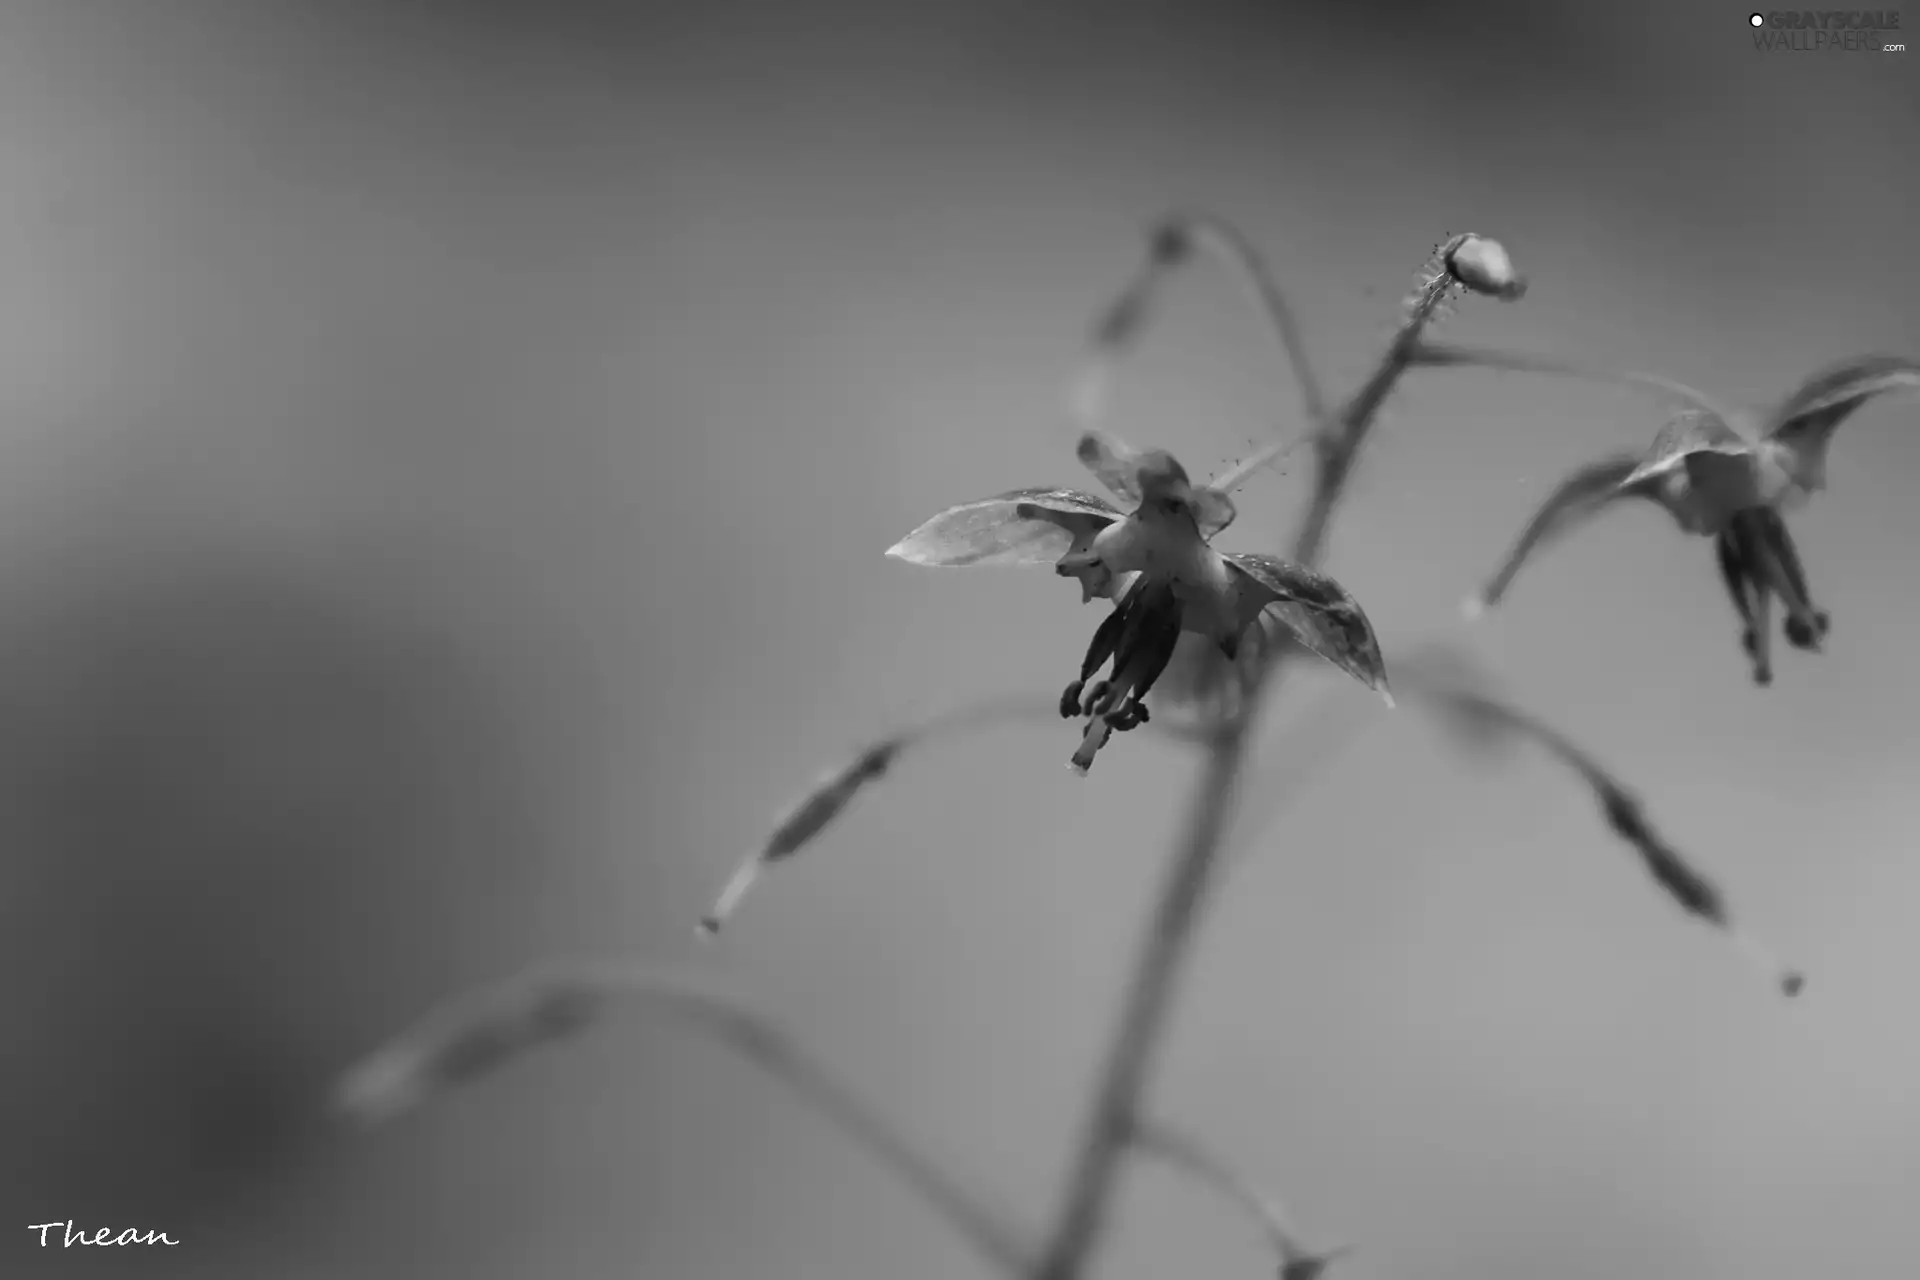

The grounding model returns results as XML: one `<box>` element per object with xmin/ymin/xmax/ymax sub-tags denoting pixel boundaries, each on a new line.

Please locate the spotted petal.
<box><xmin>1223</xmin><ymin>552</ymin><xmax>1391</xmax><ymax>703</ymax></box>
<box><xmin>884</xmin><ymin>488</ymin><xmax>1120</xmax><ymax>567</ymax></box>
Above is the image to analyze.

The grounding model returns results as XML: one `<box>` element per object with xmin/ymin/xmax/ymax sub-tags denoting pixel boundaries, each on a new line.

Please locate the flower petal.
<box><xmin>1764</xmin><ymin>354</ymin><xmax>1920</xmax><ymax>435</ymax></box>
<box><xmin>1622</xmin><ymin>409</ymin><xmax>1756</xmax><ymax>488</ymax></box>
<box><xmin>1466</xmin><ymin>452</ymin><xmax>1643</xmax><ymax>615</ymax></box>
<box><xmin>1075</xmin><ymin>429</ymin><xmax>1147</xmax><ymax>505</ymax></box>
<box><xmin>1223</xmin><ymin>553</ymin><xmax>1391</xmax><ymax>702</ymax></box>
<box><xmin>1191</xmin><ymin>485</ymin><xmax>1237</xmax><ymax>540</ymax></box>
<box><xmin>885</xmin><ymin>488</ymin><xmax>1120</xmax><ymax>567</ymax></box>
<box><xmin>1762</xmin><ymin>354</ymin><xmax>1920</xmax><ymax>492</ymax></box>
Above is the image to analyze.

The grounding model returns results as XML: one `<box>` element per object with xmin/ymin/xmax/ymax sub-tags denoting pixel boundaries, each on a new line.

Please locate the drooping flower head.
<box><xmin>887</xmin><ymin>428</ymin><xmax>1392</xmax><ymax>772</ymax></box>
<box><xmin>1455</xmin><ymin>353</ymin><xmax>1918</xmax><ymax>683</ymax></box>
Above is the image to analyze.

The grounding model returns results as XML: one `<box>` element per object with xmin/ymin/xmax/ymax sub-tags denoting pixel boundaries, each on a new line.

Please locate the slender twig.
<box><xmin>701</xmin><ymin>691</ymin><xmax>1195</xmax><ymax>935</ymax></box>
<box><xmin>1407</xmin><ymin>678</ymin><xmax>1804</xmax><ymax>997</ymax></box>
<box><xmin>1035</xmin><ymin>233</ymin><xmax>1503</xmax><ymax>1280</ymax></box>
<box><xmin>1294</xmin><ymin>239</ymin><xmax>1471</xmax><ymax>566</ymax></box>
<box><xmin>1073</xmin><ymin>212</ymin><xmax>1330</xmax><ymax>475</ymax></box>
<box><xmin>1162</xmin><ymin>212</ymin><xmax>1332</xmax><ymax>433</ymax></box>
<box><xmin>1129</xmin><ymin>1116</ymin><xmax>1353</xmax><ymax>1280</ymax></box>
<box><xmin>1407</xmin><ymin>339</ymin><xmax>1744</xmax><ymax>424</ymax></box>
<box><xmin>1210</xmin><ymin>428</ymin><xmax>1316</xmax><ymax>496</ymax></box>
<box><xmin>336</xmin><ymin>960</ymin><xmax>1035</xmax><ymax>1275</ymax></box>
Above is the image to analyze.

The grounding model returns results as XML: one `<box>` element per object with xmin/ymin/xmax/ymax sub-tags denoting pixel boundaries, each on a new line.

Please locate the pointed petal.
<box><xmin>1765</xmin><ymin>354</ymin><xmax>1920</xmax><ymax>435</ymax></box>
<box><xmin>1466</xmin><ymin>452</ymin><xmax>1644</xmax><ymax>614</ymax></box>
<box><xmin>885</xmin><ymin>488</ymin><xmax>1120</xmax><ymax>567</ymax></box>
<box><xmin>1762</xmin><ymin>354</ymin><xmax>1920</xmax><ymax>490</ymax></box>
<box><xmin>1223</xmin><ymin>553</ymin><xmax>1390</xmax><ymax>700</ymax></box>
<box><xmin>1075</xmin><ymin>429</ymin><xmax>1147</xmax><ymax>505</ymax></box>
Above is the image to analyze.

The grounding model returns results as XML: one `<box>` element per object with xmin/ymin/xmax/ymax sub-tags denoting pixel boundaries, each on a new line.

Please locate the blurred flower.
<box><xmin>887</xmin><ymin>431</ymin><xmax>1392</xmax><ymax>772</ymax></box>
<box><xmin>1460</xmin><ymin>354</ymin><xmax>1919</xmax><ymax>682</ymax></box>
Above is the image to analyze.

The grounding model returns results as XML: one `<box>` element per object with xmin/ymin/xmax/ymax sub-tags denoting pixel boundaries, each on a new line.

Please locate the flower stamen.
<box><xmin>1067</xmin><ymin>579</ymin><xmax>1186</xmax><ymax>771</ymax></box>
<box><xmin>1061</xmin><ymin>596</ymin><xmax>1138</xmax><ymax>719</ymax></box>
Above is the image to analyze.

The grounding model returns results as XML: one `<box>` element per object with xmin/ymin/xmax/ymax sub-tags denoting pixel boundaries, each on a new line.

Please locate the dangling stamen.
<box><xmin>1067</xmin><ymin>581</ymin><xmax>1186</xmax><ymax>772</ymax></box>
<box><xmin>1713</xmin><ymin>526</ymin><xmax>1760</xmax><ymax>669</ymax></box>
<box><xmin>1725</xmin><ymin>514</ymin><xmax>1775</xmax><ymax>686</ymax></box>
<box><xmin>1063</xmin><ymin>582</ymin><xmax>1143</xmax><ymax>717</ymax></box>
<box><xmin>1749</xmin><ymin>507</ymin><xmax>1828</xmax><ymax>649</ymax></box>
<box><xmin>1082</xmin><ymin>580</ymin><xmax>1179</xmax><ymax>717</ymax></box>
<box><xmin>1102</xmin><ymin>588</ymin><xmax>1185</xmax><ymax>728</ymax></box>
<box><xmin>1731</xmin><ymin>509</ymin><xmax>1821</xmax><ymax>655</ymax></box>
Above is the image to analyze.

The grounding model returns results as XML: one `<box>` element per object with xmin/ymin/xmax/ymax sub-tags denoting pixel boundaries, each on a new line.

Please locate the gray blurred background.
<box><xmin>0</xmin><ymin>0</ymin><xmax>1914</xmax><ymax>1277</ymax></box>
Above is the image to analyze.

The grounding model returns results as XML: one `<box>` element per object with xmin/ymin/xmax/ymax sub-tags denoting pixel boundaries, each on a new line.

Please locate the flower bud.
<box><xmin>1445</xmin><ymin>234</ymin><xmax>1527</xmax><ymax>300</ymax></box>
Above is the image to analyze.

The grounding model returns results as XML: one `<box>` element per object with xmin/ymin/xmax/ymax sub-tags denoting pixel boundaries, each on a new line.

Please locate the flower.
<box><xmin>1463</xmin><ymin>354</ymin><xmax>1919</xmax><ymax>681</ymax></box>
<box><xmin>887</xmin><ymin>429</ymin><xmax>1392</xmax><ymax>772</ymax></box>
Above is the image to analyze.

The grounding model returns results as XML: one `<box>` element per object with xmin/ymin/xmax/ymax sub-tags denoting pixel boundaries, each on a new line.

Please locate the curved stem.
<box><xmin>1168</xmin><ymin>211</ymin><xmax>1332</xmax><ymax>433</ymax></box>
<box><xmin>1128</xmin><ymin>1116</ymin><xmax>1309</xmax><ymax>1261</ymax></box>
<box><xmin>338</xmin><ymin>961</ymin><xmax>1035</xmax><ymax>1275</ymax></box>
<box><xmin>1408</xmin><ymin>339</ymin><xmax>1742</xmax><ymax>423</ymax></box>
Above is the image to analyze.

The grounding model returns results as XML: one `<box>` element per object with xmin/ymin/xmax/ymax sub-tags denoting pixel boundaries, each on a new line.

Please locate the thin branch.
<box><xmin>1037</xmin><ymin>713</ymin><xmax>1253</xmax><ymax>1280</ymax></box>
<box><xmin>335</xmin><ymin>960</ymin><xmax>1035</xmax><ymax>1276</ymax></box>
<box><xmin>1407</xmin><ymin>339</ymin><xmax>1745</xmax><ymax>424</ymax></box>
<box><xmin>1129</xmin><ymin>1116</ymin><xmax>1353</xmax><ymax>1280</ymax></box>
<box><xmin>1402</xmin><ymin>664</ymin><xmax>1804</xmax><ymax>998</ymax></box>
<box><xmin>1292</xmin><ymin>235</ymin><xmax>1472</xmax><ymax>567</ymax></box>
<box><xmin>1071</xmin><ymin>211</ymin><xmax>1329</xmax><ymax>465</ymax></box>
<box><xmin>1209</xmin><ymin>428</ymin><xmax>1316</xmax><ymax>496</ymax></box>
<box><xmin>1166</xmin><ymin>212</ymin><xmax>1332</xmax><ymax>433</ymax></box>
<box><xmin>701</xmin><ymin>691</ymin><xmax>1187</xmax><ymax>935</ymax></box>
<box><xmin>1035</xmin><ymin>232</ymin><xmax>1521</xmax><ymax>1280</ymax></box>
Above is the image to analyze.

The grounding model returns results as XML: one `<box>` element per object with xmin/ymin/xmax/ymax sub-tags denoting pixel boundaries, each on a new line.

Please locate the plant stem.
<box><xmin>1033</xmin><ymin>244</ymin><xmax>1469</xmax><ymax>1280</ymax></box>
<box><xmin>1034</xmin><ymin>717</ymin><xmax>1253</xmax><ymax>1279</ymax></box>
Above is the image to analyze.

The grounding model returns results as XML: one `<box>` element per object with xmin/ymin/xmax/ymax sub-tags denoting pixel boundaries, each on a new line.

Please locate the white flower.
<box><xmin>887</xmin><ymin>429</ymin><xmax>1391</xmax><ymax>770</ymax></box>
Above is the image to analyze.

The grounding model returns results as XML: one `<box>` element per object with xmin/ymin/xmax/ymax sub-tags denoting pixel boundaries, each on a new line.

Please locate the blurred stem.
<box><xmin>1407</xmin><ymin>339</ymin><xmax>1739</xmax><ymax>421</ymax></box>
<box><xmin>516</xmin><ymin>964</ymin><xmax>1035</xmax><ymax>1275</ymax></box>
<box><xmin>1167</xmin><ymin>211</ymin><xmax>1331</xmax><ymax>433</ymax></box>
<box><xmin>1034</xmin><ymin>715</ymin><xmax>1253</xmax><ymax>1280</ymax></box>
<box><xmin>1034</xmin><ymin>240</ymin><xmax>1467</xmax><ymax>1280</ymax></box>
<box><xmin>1293</xmin><ymin>240</ymin><xmax>1465</xmax><ymax>566</ymax></box>
<box><xmin>1128</xmin><ymin>1115</ymin><xmax>1320</xmax><ymax>1264</ymax></box>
